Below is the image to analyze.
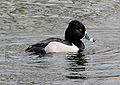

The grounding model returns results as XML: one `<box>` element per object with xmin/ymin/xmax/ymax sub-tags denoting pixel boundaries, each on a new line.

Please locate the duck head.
<box><xmin>65</xmin><ymin>20</ymin><xmax>95</xmax><ymax>42</ymax></box>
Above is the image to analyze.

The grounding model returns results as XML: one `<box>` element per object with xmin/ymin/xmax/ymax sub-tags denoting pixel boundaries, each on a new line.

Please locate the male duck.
<box><xmin>25</xmin><ymin>20</ymin><xmax>95</xmax><ymax>54</ymax></box>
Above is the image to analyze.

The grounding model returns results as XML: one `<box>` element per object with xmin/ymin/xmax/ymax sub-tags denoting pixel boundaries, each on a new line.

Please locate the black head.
<box><xmin>65</xmin><ymin>20</ymin><xmax>86</xmax><ymax>42</ymax></box>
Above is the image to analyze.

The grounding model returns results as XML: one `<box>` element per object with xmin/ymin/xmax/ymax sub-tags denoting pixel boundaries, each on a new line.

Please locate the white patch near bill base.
<box><xmin>45</xmin><ymin>41</ymin><xmax>79</xmax><ymax>53</ymax></box>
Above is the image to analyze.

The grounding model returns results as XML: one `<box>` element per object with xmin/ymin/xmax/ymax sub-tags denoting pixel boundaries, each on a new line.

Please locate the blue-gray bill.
<box><xmin>84</xmin><ymin>31</ymin><xmax>95</xmax><ymax>42</ymax></box>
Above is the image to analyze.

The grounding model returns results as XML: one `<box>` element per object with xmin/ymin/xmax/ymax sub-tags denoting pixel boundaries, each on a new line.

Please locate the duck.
<box><xmin>25</xmin><ymin>20</ymin><xmax>95</xmax><ymax>54</ymax></box>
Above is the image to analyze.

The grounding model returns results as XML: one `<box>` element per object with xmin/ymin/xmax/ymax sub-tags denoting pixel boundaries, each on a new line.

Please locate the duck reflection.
<box><xmin>65</xmin><ymin>52</ymin><xmax>87</xmax><ymax>79</ymax></box>
<box><xmin>30</xmin><ymin>52</ymin><xmax>88</xmax><ymax>79</ymax></box>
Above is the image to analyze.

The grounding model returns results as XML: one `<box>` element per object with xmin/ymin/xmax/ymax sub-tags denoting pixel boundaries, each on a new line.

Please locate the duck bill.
<box><xmin>84</xmin><ymin>31</ymin><xmax>95</xmax><ymax>42</ymax></box>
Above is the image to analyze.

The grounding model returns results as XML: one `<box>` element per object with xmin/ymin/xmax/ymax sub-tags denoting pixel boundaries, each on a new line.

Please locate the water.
<box><xmin>0</xmin><ymin>0</ymin><xmax>120</xmax><ymax>85</ymax></box>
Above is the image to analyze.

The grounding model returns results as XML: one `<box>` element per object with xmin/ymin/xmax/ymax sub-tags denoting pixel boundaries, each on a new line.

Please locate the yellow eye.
<box><xmin>79</xmin><ymin>29</ymin><xmax>82</xmax><ymax>31</ymax></box>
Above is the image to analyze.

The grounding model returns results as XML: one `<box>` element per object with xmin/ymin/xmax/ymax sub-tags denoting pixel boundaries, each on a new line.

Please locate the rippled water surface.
<box><xmin>0</xmin><ymin>0</ymin><xmax>120</xmax><ymax>85</ymax></box>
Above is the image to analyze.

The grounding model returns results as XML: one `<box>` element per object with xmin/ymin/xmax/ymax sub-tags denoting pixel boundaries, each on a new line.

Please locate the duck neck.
<box><xmin>65</xmin><ymin>38</ymin><xmax>85</xmax><ymax>50</ymax></box>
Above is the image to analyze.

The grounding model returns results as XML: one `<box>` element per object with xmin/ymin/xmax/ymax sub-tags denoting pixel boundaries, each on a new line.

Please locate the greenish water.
<box><xmin>0</xmin><ymin>0</ymin><xmax>120</xmax><ymax>85</ymax></box>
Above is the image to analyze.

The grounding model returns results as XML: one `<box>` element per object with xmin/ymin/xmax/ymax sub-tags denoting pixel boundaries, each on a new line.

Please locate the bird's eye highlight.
<box><xmin>79</xmin><ymin>29</ymin><xmax>82</xmax><ymax>31</ymax></box>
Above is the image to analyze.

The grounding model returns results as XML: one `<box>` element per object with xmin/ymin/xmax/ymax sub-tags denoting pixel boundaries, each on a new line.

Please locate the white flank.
<box><xmin>45</xmin><ymin>41</ymin><xmax>79</xmax><ymax>53</ymax></box>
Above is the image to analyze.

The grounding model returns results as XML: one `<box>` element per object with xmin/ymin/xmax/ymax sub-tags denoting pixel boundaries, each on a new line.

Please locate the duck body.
<box><xmin>25</xmin><ymin>37</ymin><xmax>84</xmax><ymax>54</ymax></box>
<box><xmin>25</xmin><ymin>20</ymin><xmax>95</xmax><ymax>54</ymax></box>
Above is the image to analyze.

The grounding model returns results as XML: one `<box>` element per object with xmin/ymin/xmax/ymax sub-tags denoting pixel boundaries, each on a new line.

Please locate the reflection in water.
<box><xmin>32</xmin><ymin>52</ymin><xmax>88</xmax><ymax>79</ymax></box>
<box><xmin>65</xmin><ymin>52</ymin><xmax>87</xmax><ymax>79</ymax></box>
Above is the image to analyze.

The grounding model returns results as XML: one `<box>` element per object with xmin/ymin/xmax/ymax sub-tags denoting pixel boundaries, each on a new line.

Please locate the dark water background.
<box><xmin>0</xmin><ymin>0</ymin><xmax>120</xmax><ymax>85</ymax></box>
